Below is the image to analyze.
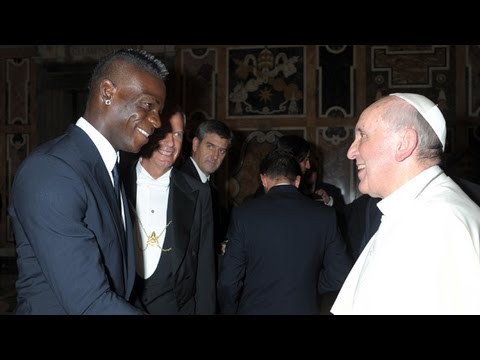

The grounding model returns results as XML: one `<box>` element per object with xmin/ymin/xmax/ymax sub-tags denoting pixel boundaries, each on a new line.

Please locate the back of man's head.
<box><xmin>274</xmin><ymin>135</ymin><xmax>310</xmax><ymax>163</ymax></box>
<box><xmin>260</xmin><ymin>150</ymin><xmax>302</xmax><ymax>183</ymax></box>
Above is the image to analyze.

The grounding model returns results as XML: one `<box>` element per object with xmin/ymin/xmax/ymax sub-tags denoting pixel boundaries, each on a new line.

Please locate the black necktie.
<box><xmin>112</xmin><ymin>162</ymin><xmax>121</xmax><ymax>210</ymax></box>
<box><xmin>112</xmin><ymin>161</ymin><xmax>127</xmax><ymax>231</ymax></box>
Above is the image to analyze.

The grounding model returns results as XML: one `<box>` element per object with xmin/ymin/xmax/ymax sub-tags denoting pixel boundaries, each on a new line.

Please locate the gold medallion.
<box><xmin>146</xmin><ymin>231</ymin><xmax>160</xmax><ymax>247</ymax></box>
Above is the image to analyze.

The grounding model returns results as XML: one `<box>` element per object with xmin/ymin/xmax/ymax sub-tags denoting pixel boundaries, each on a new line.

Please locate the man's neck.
<box><xmin>265</xmin><ymin>177</ymin><xmax>294</xmax><ymax>192</ymax></box>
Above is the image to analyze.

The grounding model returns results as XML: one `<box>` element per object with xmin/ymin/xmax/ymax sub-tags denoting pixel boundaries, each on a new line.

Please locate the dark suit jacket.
<box><xmin>344</xmin><ymin>195</ymin><xmax>382</xmax><ymax>261</ymax></box>
<box><xmin>8</xmin><ymin>125</ymin><xmax>142</xmax><ymax>314</ymax></box>
<box><xmin>179</xmin><ymin>158</ymin><xmax>229</xmax><ymax>252</ymax></box>
<box><xmin>313</xmin><ymin>181</ymin><xmax>346</xmax><ymax>212</ymax></box>
<box><xmin>453</xmin><ymin>176</ymin><xmax>480</xmax><ymax>206</ymax></box>
<box><xmin>217</xmin><ymin>185</ymin><xmax>352</xmax><ymax>315</ymax></box>
<box><xmin>124</xmin><ymin>165</ymin><xmax>216</xmax><ymax>314</ymax></box>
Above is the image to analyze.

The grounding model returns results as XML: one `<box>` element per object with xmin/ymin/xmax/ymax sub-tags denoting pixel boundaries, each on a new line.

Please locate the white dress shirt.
<box><xmin>134</xmin><ymin>162</ymin><xmax>171</xmax><ymax>279</ymax></box>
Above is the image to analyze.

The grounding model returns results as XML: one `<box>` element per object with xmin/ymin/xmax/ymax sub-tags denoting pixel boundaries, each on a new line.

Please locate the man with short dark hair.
<box><xmin>218</xmin><ymin>150</ymin><xmax>351</xmax><ymax>315</ymax></box>
<box><xmin>179</xmin><ymin>119</ymin><xmax>233</xmax><ymax>256</ymax></box>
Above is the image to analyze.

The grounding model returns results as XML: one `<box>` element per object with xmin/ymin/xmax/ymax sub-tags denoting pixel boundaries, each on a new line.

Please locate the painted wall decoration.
<box><xmin>317</xmin><ymin>45</ymin><xmax>355</xmax><ymax>118</ymax></box>
<box><xmin>1</xmin><ymin>55</ymin><xmax>36</xmax><ymax>246</ymax></box>
<box><xmin>316</xmin><ymin>126</ymin><xmax>356</xmax><ymax>203</ymax></box>
<box><xmin>227</xmin><ymin>46</ymin><xmax>305</xmax><ymax>117</ymax></box>
<box><xmin>6</xmin><ymin>59</ymin><xmax>30</xmax><ymax>125</ymax></box>
<box><xmin>181</xmin><ymin>48</ymin><xmax>217</xmax><ymax>121</ymax></box>
<box><xmin>367</xmin><ymin>45</ymin><xmax>455</xmax><ymax>122</ymax></box>
<box><xmin>467</xmin><ymin>45</ymin><xmax>480</xmax><ymax>117</ymax></box>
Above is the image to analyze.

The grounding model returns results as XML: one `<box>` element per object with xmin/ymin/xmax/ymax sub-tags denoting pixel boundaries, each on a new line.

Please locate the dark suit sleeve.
<box><xmin>318</xmin><ymin>211</ymin><xmax>352</xmax><ymax>294</ymax></box>
<box><xmin>194</xmin><ymin>184</ymin><xmax>217</xmax><ymax>314</ymax></box>
<box><xmin>325</xmin><ymin>183</ymin><xmax>346</xmax><ymax>209</ymax></box>
<box><xmin>11</xmin><ymin>155</ymin><xmax>143</xmax><ymax>314</ymax></box>
<box><xmin>217</xmin><ymin>207</ymin><xmax>247</xmax><ymax>314</ymax></box>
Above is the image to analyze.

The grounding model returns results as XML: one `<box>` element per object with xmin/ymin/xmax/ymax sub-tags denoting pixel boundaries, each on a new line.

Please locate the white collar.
<box><xmin>76</xmin><ymin>117</ymin><xmax>118</xmax><ymax>173</ymax></box>
<box><xmin>378</xmin><ymin>165</ymin><xmax>444</xmax><ymax>217</ymax></box>
<box><xmin>190</xmin><ymin>156</ymin><xmax>209</xmax><ymax>183</ymax></box>
<box><xmin>136</xmin><ymin>161</ymin><xmax>172</xmax><ymax>186</ymax></box>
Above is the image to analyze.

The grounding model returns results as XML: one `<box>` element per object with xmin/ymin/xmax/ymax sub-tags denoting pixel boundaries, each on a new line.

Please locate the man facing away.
<box><xmin>9</xmin><ymin>49</ymin><xmax>168</xmax><ymax>314</ymax></box>
<box><xmin>218</xmin><ymin>150</ymin><xmax>352</xmax><ymax>315</ymax></box>
<box><xmin>332</xmin><ymin>93</ymin><xmax>480</xmax><ymax>315</ymax></box>
<box><xmin>123</xmin><ymin>107</ymin><xmax>216</xmax><ymax>314</ymax></box>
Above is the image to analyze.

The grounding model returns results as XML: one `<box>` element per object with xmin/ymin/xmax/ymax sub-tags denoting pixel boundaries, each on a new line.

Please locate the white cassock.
<box><xmin>332</xmin><ymin>166</ymin><xmax>480</xmax><ymax>315</ymax></box>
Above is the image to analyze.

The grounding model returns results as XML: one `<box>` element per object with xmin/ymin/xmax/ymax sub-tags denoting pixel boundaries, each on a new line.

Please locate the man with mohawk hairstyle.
<box><xmin>9</xmin><ymin>49</ymin><xmax>168</xmax><ymax>314</ymax></box>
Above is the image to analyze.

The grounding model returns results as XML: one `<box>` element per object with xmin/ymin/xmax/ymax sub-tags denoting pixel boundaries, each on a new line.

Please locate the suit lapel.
<box><xmin>70</xmin><ymin>125</ymin><xmax>129</xmax><ymax>292</ymax></box>
<box><xmin>125</xmin><ymin>165</ymin><xmax>197</xmax><ymax>278</ymax></box>
<box><xmin>70</xmin><ymin>125</ymin><xmax>123</xmax><ymax>228</ymax></box>
<box><xmin>93</xmin><ymin>152</ymin><xmax>130</xmax><ymax>293</ymax></box>
<box><xmin>183</xmin><ymin>158</ymin><xmax>202</xmax><ymax>182</ymax></box>
<box><xmin>168</xmin><ymin>170</ymin><xmax>196</xmax><ymax>274</ymax></box>
<box><xmin>120</xmin><ymin>180</ymin><xmax>136</xmax><ymax>294</ymax></box>
<box><xmin>123</xmin><ymin>161</ymin><xmax>140</xmax><ymax>293</ymax></box>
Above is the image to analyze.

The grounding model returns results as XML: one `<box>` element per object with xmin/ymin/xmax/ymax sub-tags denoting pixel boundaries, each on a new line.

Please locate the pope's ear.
<box><xmin>395</xmin><ymin>127</ymin><xmax>417</xmax><ymax>161</ymax></box>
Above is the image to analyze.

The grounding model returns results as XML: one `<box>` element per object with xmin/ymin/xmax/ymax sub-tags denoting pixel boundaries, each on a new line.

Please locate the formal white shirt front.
<box><xmin>332</xmin><ymin>165</ymin><xmax>480</xmax><ymax>314</ymax></box>
<box><xmin>134</xmin><ymin>162</ymin><xmax>171</xmax><ymax>279</ymax></box>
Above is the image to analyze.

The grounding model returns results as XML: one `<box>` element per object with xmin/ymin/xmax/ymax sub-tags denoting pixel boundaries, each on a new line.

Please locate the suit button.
<box><xmin>192</xmin><ymin>250</ymin><xmax>197</xmax><ymax>256</ymax></box>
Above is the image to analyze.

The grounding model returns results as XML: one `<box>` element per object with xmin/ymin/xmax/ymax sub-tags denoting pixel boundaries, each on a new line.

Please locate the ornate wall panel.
<box><xmin>6</xmin><ymin>59</ymin><xmax>31</xmax><ymax>125</ymax></box>
<box><xmin>316</xmin><ymin>126</ymin><xmax>357</xmax><ymax>204</ymax></box>
<box><xmin>0</xmin><ymin>52</ymin><xmax>37</xmax><ymax>247</ymax></box>
<box><xmin>315</xmin><ymin>46</ymin><xmax>356</xmax><ymax>204</ymax></box>
<box><xmin>227</xmin><ymin>46</ymin><xmax>305</xmax><ymax>117</ymax></box>
<box><xmin>180</xmin><ymin>48</ymin><xmax>217</xmax><ymax>123</ymax></box>
<box><xmin>367</xmin><ymin>45</ymin><xmax>455</xmax><ymax>125</ymax></box>
<box><xmin>466</xmin><ymin>45</ymin><xmax>480</xmax><ymax>117</ymax></box>
<box><xmin>37</xmin><ymin>45</ymin><xmax>176</xmax><ymax>64</ymax></box>
<box><xmin>317</xmin><ymin>45</ymin><xmax>355</xmax><ymax>118</ymax></box>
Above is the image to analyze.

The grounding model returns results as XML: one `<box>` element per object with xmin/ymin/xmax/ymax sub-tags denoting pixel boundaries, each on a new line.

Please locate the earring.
<box><xmin>105</xmin><ymin>99</ymin><xmax>111</xmax><ymax>106</ymax></box>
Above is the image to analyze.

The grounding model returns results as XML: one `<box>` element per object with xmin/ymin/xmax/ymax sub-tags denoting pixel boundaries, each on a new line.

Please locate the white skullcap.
<box><xmin>389</xmin><ymin>93</ymin><xmax>446</xmax><ymax>151</ymax></box>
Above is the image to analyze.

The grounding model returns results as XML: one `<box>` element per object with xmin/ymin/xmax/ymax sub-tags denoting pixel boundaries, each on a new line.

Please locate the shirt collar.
<box><xmin>136</xmin><ymin>161</ymin><xmax>172</xmax><ymax>186</ymax></box>
<box><xmin>76</xmin><ymin>117</ymin><xmax>118</xmax><ymax>172</ymax></box>
<box><xmin>190</xmin><ymin>156</ymin><xmax>209</xmax><ymax>183</ymax></box>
